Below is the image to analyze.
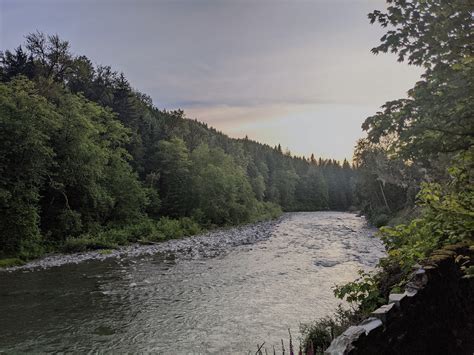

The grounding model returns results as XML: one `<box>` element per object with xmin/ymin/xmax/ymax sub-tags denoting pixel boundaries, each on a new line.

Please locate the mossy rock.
<box><xmin>443</xmin><ymin>243</ymin><xmax>469</xmax><ymax>252</ymax></box>
<box><xmin>428</xmin><ymin>254</ymin><xmax>453</xmax><ymax>265</ymax></box>
<box><xmin>430</xmin><ymin>250</ymin><xmax>456</xmax><ymax>257</ymax></box>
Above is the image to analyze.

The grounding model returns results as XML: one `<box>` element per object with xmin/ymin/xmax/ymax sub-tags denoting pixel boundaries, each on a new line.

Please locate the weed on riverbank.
<box><xmin>250</xmin><ymin>307</ymin><xmax>363</xmax><ymax>355</ymax></box>
<box><xmin>0</xmin><ymin>258</ymin><xmax>25</xmax><ymax>268</ymax></box>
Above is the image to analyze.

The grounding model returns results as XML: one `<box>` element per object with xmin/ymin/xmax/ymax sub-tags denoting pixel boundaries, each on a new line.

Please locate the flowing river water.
<box><xmin>0</xmin><ymin>212</ymin><xmax>385</xmax><ymax>354</ymax></box>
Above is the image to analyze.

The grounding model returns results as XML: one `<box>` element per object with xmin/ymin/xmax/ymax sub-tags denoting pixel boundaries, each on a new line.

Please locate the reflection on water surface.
<box><xmin>0</xmin><ymin>212</ymin><xmax>384</xmax><ymax>353</ymax></box>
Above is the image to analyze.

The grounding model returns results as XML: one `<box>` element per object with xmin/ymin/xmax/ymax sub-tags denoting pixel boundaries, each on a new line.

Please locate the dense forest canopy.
<box><xmin>0</xmin><ymin>33</ymin><xmax>356</xmax><ymax>259</ymax></box>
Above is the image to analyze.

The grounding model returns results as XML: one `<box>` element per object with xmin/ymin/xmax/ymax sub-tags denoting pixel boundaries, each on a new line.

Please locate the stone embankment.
<box><xmin>325</xmin><ymin>243</ymin><xmax>474</xmax><ymax>355</ymax></box>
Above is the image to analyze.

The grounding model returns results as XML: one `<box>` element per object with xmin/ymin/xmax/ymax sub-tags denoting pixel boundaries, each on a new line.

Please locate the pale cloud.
<box><xmin>185</xmin><ymin>103</ymin><xmax>380</xmax><ymax>161</ymax></box>
<box><xmin>1</xmin><ymin>0</ymin><xmax>422</xmax><ymax>159</ymax></box>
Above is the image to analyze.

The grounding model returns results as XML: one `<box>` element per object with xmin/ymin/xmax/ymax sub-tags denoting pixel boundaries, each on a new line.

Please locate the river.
<box><xmin>0</xmin><ymin>212</ymin><xmax>385</xmax><ymax>354</ymax></box>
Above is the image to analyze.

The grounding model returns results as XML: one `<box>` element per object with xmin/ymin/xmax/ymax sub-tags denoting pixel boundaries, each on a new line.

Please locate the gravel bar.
<box><xmin>2</xmin><ymin>215</ymin><xmax>286</xmax><ymax>272</ymax></box>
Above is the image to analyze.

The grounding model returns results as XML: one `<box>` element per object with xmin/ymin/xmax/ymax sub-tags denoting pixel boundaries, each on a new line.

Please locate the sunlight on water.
<box><xmin>0</xmin><ymin>212</ymin><xmax>384</xmax><ymax>353</ymax></box>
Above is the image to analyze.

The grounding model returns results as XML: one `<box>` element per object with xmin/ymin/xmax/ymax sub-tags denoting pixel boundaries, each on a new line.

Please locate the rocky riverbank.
<box><xmin>0</xmin><ymin>212</ymin><xmax>385</xmax><ymax>353</ymax></box>
<box><xmin>2</xmin><ymin>215</ymin><xmax>286</xmax><ymax>272</ymax></box>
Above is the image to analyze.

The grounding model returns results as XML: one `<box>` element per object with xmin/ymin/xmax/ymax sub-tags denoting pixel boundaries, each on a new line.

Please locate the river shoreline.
<box><xmin>1</xmin><ymin>214</ymin><xmax>288</xmax><ymax>272</ymax></box>
<box><xmin>0</xmin><ymin>211</ymin><xmax>385</xmax><ymax>353</ymax></box>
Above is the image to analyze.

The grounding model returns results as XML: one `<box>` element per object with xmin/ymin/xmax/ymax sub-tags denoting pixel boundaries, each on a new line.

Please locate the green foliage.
<box><xmin>353</xmin><ymin>140</ymin><xmax>421</xmax><ymax>225</ymax></box>
<box><xmin>463</xmin><ymin>265</ymin><xmax>474</xmax><ymax>280</ymax></box>
<box><xmin>98</xmin><ymin>249</ymin><xmax>113</xmax><ymax>255</ymax></box>
<box><xmin>97</xmin><ymin>217</ymin><xmax>201</xmax><ymax>245</ymax></box>
<box><xmin>334</xmin><ymin>270</ymin><xmax>385</xmax><ymax>314</ymax></box>
<box><xmin>251</xmin><ymin>201</ymin><xmax>283</xmax><ymax>222</ymax></box>
<box><xmin>356</xmin><ymin>0</ymin><xmax>473</xmax><ymax>224</ymax></box>
<box><xmin>0</xmin><ymin>77</ymin><xmax>150</xmax><ymax>258</ymax></box>
<box><xmin>363</xmin><ymin>59</ymin><xmax>474</xmax><ymax>162</ymax></box>
<box><xmin>155</xmin><ymin>217</ymin><xmax>202</xmax><ymax>240</ymax></box>
<box><xmin>0</xmin><ymin>33</ymin><xmax>358</xmax><ymax>260</ymax></box>
<box><xmin>340</xmin><ymin>157</ymin><xmax>474</xmax><ymax>314</ymax></box>
<box><xmin>368</xmin><ymin>1</ymin><xmax>472</xmax><ymax>67</ymax></box>
<box><xmin>0</xmin><ymin>78</ymin><xmax>57</xmax><ymax>258</ymax></box>
<box><xmin>0</xmin><ymin>258</ymin><xmax>25</xmax><ymax>268</ymax></box>
<box><xmin>295</xmin><ymin>167</ymin><xmax>329</xmax><ymax>211</ymax></box>
<box><xmin>104</xmin><ymin>219</ymin><xmax>159</xmax><ymax>244</ymax></box>
<box><xmin>40</xmin><ymin>91</ymin><xmax>148</xmax><ymax>241</ymax></box>
<box><xmin>62</xmin><ymin>235</ymin><xmax>118</xmax><ymax>253</ymax></box>
<box><xmin>380</xmin><ymin>155</ymin><xmax>474</xmax><ymax>274</ymax></box>
<box><xmin>373</xmin><ymin>213</ymin><xmax>389</xmax><ymax>228</ymax></box>
<box><xmin>341</xmin><ymin>0</ymin><xmax>474</xmax><ymax>322</ymax></box>
<box><xmin>61</xmin><ymin>217</ymin><xmax>203</xmax><ymax>253</ymax></box>
<box><xmin>190</xmin><ymin>144</ymin><xmax>259</xmax><ymax>225</ymax></box>
<box><xmin>364</xmin><ymin>0</ymin><xmax>473</xmax><ymax>162</ymax></box>
<box><xmin>154</xmin><ymin>138</ymin><xmax>192</xmax><ymax>217</ymax></box>
<box><xmin>300</xmin><ymin>306</ymin><xmax>363</xmax><ymax>354</ymax></box>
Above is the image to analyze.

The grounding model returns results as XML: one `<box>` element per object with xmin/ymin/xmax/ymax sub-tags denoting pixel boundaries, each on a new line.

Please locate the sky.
<box><xmin>0</xmin><ymin>0</ymin><xmax>422</xmax><ymax>161</ymax></box>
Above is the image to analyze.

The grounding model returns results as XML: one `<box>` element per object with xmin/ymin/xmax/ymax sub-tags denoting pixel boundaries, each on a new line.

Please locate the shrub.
<box><xmin>98</xmin><ymin>249</ymin><xmax>113</xmax><ymax>255</ymax></box>
<box><xmin>62</xmin><ymin>235</ymin><xmax>118</xmax><ymax>253</ymax></box>
<box><xmin>178</xmin><ymin>217</ymin><xmax>202</xmax><ymax>236</ymax></box>
<box><xmin>373</xmin><ymin>213</ymin><xmax>389</xmax><ymax>228</ymax></box>
<box><xmin>300</xmin><ymin>306</ymin><xmax>363</xmax><ymax>354</ymax></box>
<box><xmin>98</xmin><ymin>228</ymin><xmax>129</xmax><ymax>245</ymax></box>
<box><xmin>59</xmin><ymin>217</ymin><xmax>203</xmax><ymax>253</ymax></box>
<box><xmin>118</xmin><ymin>219</ymin><xmax>162</xmax><ymax>242</ymax></box>
<box><xmin>334</xmin><ymin>270</ymin><xmax>386</xmax><ymax>313</ymax></box>
<box><xmin>0</xmin><ymin>258</ymin><xmax>25</xmax><ymax>268</ymax></box>
<box><xmin>90</xmin><ymin>219</ymin><xmax>164</xmax><ymax>245</ymax></box>
<box><xmin>251</xmin><ymin>201</ymin><xmax>282</xmax><ymax>222</ymax></box>
<box><xmin>348</xmin><ymin>205</ymin><xmax>359</xmax><ymax>213</ymax></box>
<box><xmin>156</xmin><ymin>217</ymin><xmax>201</xmax><ymax>240</ymax></box>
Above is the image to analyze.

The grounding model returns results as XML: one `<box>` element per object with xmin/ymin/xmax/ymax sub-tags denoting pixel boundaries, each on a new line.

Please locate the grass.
<box><xmin>0</xmin><ymin>258</ymin><xmax>25</xmax><ymax>268</ymax></box>
<box><xmin>61</xmin><ymin>217</ymin><xmax>203</xmax><ymax>253</ymax></box>
<box><xmin>98</xmin><ymin>249</ymin><xmax>114</xmax><ymax>255</ymax></box>
<box><xmin>4</xmin><ymin>211</ymin><xmax>282</xmax><ymax>264</ymax></box>
<box><xmin>299</xmin><ymin>306</ymin><xmax>364</xmax><ymax>354</ymax></box>
<box><xmin>62</xmin><ymin>235</ymin><xmax>118</xmax><ymax>253</ymax></box>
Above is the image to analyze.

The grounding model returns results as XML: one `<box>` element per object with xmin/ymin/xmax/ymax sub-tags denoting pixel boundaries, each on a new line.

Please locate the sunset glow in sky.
<box><xmin>1</xmin><ymin>0</ymin><xmax>422</xmax><ymax>160</ymax></box>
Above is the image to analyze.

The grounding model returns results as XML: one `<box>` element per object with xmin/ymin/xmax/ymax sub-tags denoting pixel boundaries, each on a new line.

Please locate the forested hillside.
<box><xmin>0</xmin><ymin>33</ymin><xmax>355</xmax><ymax>261</ymax></box>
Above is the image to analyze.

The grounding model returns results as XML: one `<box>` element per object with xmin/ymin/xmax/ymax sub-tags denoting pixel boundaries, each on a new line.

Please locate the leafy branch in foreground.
<box><xmin>323</xmin><ymin>0</ymin><xmax>474</xmax><ymax>352</ymax></box>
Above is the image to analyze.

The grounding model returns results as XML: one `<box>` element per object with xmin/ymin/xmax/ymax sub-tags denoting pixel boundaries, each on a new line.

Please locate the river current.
<box><xmin>0</xmin><ymin>212</ymin><xmax>385</xmax><ymax>354</ymax></box>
